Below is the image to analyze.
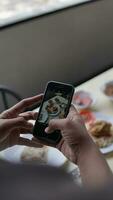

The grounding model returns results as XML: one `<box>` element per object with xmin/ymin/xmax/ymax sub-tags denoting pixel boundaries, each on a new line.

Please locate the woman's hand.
<box><xmin>0</xmin><ymin>94</ymin><xmax>43</xmax><ymax>151</ymax></box>
<box><xmin>43</xmin><ymin>105</ymin><xmax>112</xmax><ymax>187</ymax></box>
<box><xmin>44</xmin><ymin>105</ymin><xmax>92</xmax><ymax>164</ymax></box>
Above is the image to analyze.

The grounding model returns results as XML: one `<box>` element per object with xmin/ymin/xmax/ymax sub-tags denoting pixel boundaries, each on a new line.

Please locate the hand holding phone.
<box><xmin>33</xmin><ymin>81</ymin><xmax>74</xmax><ymax>145</ymax></box>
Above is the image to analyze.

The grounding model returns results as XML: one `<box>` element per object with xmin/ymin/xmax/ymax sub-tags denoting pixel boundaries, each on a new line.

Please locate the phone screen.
<box><xmin>33</xmin><ymin>81</ymin><xmax>74</xmax><ymax>144</ymax></box>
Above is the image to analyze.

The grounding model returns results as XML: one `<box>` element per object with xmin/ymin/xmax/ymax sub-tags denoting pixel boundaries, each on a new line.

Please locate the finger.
<box><xmin>69</xmin><ymin>104</ymin><xmax>78</xmax><ymax>115</ymax></box>
<box><xmin>32</xmin><ymin>137</ymin><xmax>41</xmax><ymax>143</ymax></box>
<box><xmin>45</xmin><ymin>118</ymin><xmax>66</xmax><ymax>133</ymax></box>
<box><xmin>5</xmin><ymin>94</ymin><xmax>43</xmax><ymax>117</ymax></box>
<box><xmin>18</xmin><ymin>137</ymin><xmax>43</xmax><ymax>148</ymax></box>
<box><xmin>45</xmin><ymin>105</ymin><xmax>79</xmax><ymax>134</ymax></box>
<box><xmin>19</xmin><ymin>111</ymin><xmax>38</xmax><ymax>121</ymax></box>
<box><xmin>5</xmin><ymin>117</ymin><xmax>33</xmax><ymax>131</ymax></box>
<box><xmin>31</xmin><ymin>137</ymin><xmax>44</xmax><ymax>147</ymax></box>
<box><xmin>67</xmin><ymin>104</ymin><xmax>79</xmax><ymax>119</ymax></box>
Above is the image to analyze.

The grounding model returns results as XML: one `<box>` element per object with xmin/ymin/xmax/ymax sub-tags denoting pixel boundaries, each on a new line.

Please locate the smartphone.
<box><xmin>33</xmin><ymin>81</ymin><xmax>74</xmax><ymax>145</ymax></box>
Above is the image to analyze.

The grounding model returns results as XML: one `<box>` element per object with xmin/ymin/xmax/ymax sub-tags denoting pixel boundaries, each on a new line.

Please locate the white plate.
<box><xmin>0</xmin><ymin>134</ymin><xmax>67</xmax><ymax>167</ymax></box>
<box><xmin>47</xmin><ymin>147</ymin><xmax>67</xmax><ymax>166</ymax></box>
<box><xmin>93</xmin><ymin>112</ymin><xmax>113</xmax><ymax>154</ymax></box>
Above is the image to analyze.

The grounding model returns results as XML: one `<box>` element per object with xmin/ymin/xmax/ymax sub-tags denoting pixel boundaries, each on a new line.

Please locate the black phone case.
<box><xmin>33</xmin><ymin>81</ymin><xmax>74</xmax><ymax>145</ymax></box>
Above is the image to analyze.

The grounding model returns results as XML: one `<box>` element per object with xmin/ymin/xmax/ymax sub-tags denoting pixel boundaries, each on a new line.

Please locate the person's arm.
<box><xmin>75</xmin><ymin>137</ymin><xmax>112</xmax><ymax>187</ymax></box>
<box><xmin>39</xmin><ymin>106</ymin><xmax>112</xmax><ymax>188</ymax></box>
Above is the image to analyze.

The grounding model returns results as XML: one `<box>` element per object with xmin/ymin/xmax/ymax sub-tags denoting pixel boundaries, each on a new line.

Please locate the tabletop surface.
<box><xmin>74</xmin><ymin>67</ymin><xmax>113</xmax><ymax>171</ymax></box>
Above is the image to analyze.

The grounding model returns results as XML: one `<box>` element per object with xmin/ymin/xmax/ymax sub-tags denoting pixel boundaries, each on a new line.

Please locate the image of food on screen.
<box><xmin>38</xmin><ymin>91</ymin><xmax>69</xmax><ymax>124</ymax></box>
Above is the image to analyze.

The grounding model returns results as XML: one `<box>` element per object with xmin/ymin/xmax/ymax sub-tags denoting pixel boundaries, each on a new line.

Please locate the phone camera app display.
<box><xmin>38</xmin><ymin>90</ymin><xmax>70</xmax><ymax>124</ymax></box>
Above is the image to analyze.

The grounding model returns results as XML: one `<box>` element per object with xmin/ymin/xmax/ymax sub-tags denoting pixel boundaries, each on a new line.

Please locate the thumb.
<box><xmin>68</xmin><ymin>104</ymin><xmax>79</xmax><ymax>115</ymax></box>
<box><xmin>45</xmin><ymin>118</ymin><xmax>66</xmax><ymax>133</ymax></box>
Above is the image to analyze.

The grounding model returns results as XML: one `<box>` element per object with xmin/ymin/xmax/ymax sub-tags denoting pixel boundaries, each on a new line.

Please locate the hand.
<box><xmin>43</xmin><ymin>106</ymin><xmax>112</xmax><ymax>187</ymax></box>
<box><xmin>0</xmin><ymin>94</ymin><xmax>43</xmax><ymax>151</ymax></box>
<box><xmin>43</xmin><ymin>105</ymin><xmax>93</xmax><ymax>164</ymax></box>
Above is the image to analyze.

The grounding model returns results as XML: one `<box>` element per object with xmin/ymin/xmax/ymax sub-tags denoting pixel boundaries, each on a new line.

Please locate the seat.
<box><xmin>0</xmin><ymin>85</ymin><xmax>22</xmax><ymax>112</ymax></box>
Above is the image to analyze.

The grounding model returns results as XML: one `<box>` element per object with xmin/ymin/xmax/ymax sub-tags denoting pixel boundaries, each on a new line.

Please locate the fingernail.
<box><xmin>27</xmin><ymin>123</ymin><xmax>33</xmax><ymax>128</ymax></box>
<box><xmin>45</xmin><ymin>127</ymin><xmax>48</xmax><ymax>133</ymax></box>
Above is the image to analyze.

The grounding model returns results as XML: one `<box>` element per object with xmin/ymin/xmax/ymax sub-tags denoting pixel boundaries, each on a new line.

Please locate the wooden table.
<box><xmin>75</xmin><ymin>67</ymin><xmax>113</xmax><ymax>171</ymax></box>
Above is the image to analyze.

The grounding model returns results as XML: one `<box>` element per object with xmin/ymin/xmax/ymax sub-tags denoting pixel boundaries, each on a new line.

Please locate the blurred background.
<box><xmin>0</xmin><ymin>0</ymin><xmax>113</xmax><ymax>111</ymax></box>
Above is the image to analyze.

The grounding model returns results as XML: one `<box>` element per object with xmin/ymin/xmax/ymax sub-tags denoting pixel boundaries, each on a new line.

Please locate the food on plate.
<box><xmin>45</xmin><ymin>99</ymin><xmax>59</xmax><ymax>115</ymax></box>
<box><xmin>46</xmin><ymin>104</ymin><xmax>59</xmax><ymax>115</ymax></box>
<box><xmin>89</xmin><ymin>120</ymin><xmax>112</xmax><ymax>137</ymax></box>
<box><xmin>104</xmin><ymin>83</ymin><xmax>113</xmax><ymax>97</ymax></box>
<box><xmin>79</xmin><ymin>110</ymin><xmax>96</xmax><ymax>123</ymax></box>
<box><xmin>88</xmin><ymin>120</ymin><xmax>113</xmax><ymax>148</ymax></box>
<box><xmin>75</xmin><ymin>95</ymin><xmax>92</xmax><ymax>106</ymax></box>
<box><xmin>21</xmin><ymin>146</ymin><xmax>48</xmax><ymax>164</ymax></box>
<box><xmin>72</xmin><ymin>91</ymin><xmax>94</xmax><ymax>110</ymax></box>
